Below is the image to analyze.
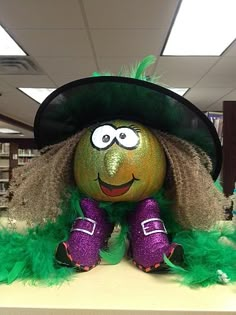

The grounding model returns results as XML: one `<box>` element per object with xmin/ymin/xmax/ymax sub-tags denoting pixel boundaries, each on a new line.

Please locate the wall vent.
<box><xmin>0</xmin><ymin>56</ymin><xmax>43</xmax><ymax>75</ymax></box>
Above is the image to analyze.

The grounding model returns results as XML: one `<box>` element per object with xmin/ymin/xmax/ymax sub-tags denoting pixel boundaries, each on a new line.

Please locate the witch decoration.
<box><xmin>1</xmin><ymin>56</ymin><xmax>235</xmax><ymax>286</ymax></box>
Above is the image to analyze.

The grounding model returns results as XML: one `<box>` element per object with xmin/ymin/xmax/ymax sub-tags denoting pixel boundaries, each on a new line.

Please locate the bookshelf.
<box><xmin>18</xmin><ymin>148</ymin><xmax>39</xmax><ymax>165</ymax></box>
<box><xmin>0</xmin><ymin>140</ymin><xmax>39</xmax><ymax>210</ymax></box>
<box><xmin>0</xmin><ymin>143</ymin><xmax>10</xmax><ymax>202</ymax></box>
<box><xmin>18</xmin><ymin>149</ymin><xmax>39</xmax><ymax>165</ymax></box>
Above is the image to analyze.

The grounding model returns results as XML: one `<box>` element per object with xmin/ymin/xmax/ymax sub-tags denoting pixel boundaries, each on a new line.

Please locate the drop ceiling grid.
<box><xmin>8</xmin><ymin>29</ymin><xmax>94</xmax><ymax>57</ymax></box>
<box><xmin>0</xmin><ymin>120</ymin><xmax>33</xmax><ymax>138</ymax></box>
<box><xmin>0</xmin><ymin>0</ymin><xmax>86</xmax><ymax>29</ymax></box>
<box><xmin>34</xmin><ymin>57</ymin><xmax>98</xmax><ymax>85</ymax></box>
<box><xmin>0</xmin><ymin>89</ymin><xmax>38</xmax><ymax>122</ymax></box>
<box><xmin>0</xmin><ymin>77</ymin><xmax>14</xmax><ymax>92</ymax></box>
<box><xmin>0</xmin><ymin>75</ymin><xmax>55</xmax><ymax>88</ymax></box>
<box><xmin>224</xmin><ymin>40</ymin><xmax>236</xmax><ymax>56</ymax></box>
<box><xmin>185</xmin><ymin>87</ymin><xmax>235</xmax><ymax>110</ymax></box>
<box><xmin>207</xmin><ymin>88</ymin><xmax>236</xmax><ymax>111</ymax></box>
<box><xmin>91</xmin><ymin>29</ymin><xmax>168</xmax><ymax>57</ymax></box>
<box><xmin>83</xmin><ymin>0</ymin><xmax>180</xmax><ymax>29</ymax></box>
<box><xmin>195</xmin><ymin>56</ymin><xmax>236</xmax><ymax>88</ymax></box>
<box><xmin>155</xmin><ymin>57</ymin><xmax>219</xmax><ymax>87</ymax></box>
<box><xmin>0</xmin><ymin>0</ymin><xmax>235</xmax><ymax>135</ymax></box>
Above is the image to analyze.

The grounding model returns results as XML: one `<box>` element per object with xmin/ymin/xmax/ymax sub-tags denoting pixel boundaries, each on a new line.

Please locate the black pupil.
<box><xmin>119</xmin><ymin>133</ymin><xmax>126</xmax><ymax>139</ymax></box>
<box><xmin>102</xmin><ymin>135</ymin><xmax>110</xmax><ymax>143</ymax></box>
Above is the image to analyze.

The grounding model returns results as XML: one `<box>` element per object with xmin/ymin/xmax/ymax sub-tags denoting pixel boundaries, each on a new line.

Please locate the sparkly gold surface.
<box><xmin>74</xmin><ymin>120</ymin><xmax>166</xmax><ymax>202</ymax></box>
<box><xmin>104</xmin><ymin>149</ymin><xmax>124</xmax><ymax>177</ymax></box>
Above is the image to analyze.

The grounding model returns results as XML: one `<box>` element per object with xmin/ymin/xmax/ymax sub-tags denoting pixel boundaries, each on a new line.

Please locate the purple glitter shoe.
<box><xmin>55</xmin><ymin>198</ymin><xmax>113</xmax><ymax>271</ymax></box>
<box><xmin>128</xmin><ymin>198</ymin><xmax>183</xmax><ymax>272</ymax></box>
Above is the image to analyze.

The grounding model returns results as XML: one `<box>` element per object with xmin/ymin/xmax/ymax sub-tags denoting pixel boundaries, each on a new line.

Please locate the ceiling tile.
<box><xmin>196</xmin><ymin>57</ymin><xmax>236</xmax><ymax>88</ymax></box>
<box><xmin>156</xmin><ymin>57</ymin><xmax>219</xmax><ymax>87</ymax></box>
<box><xmin>207</xmin><ymin>102</ymin><xmax>223</xmax><ymax>111</ymax></box>
<box><xmin>91</xmin><ymin>30</ymin><xmax>166</xmax><ymax>57</ymax></box>
<box><xmin>0</xmin><ymin>90</ymin><xmax>38</xmax><ymax>125</ymax></box>
<box><xmin>0</xmin><ymin>75</ymin><xmax>55</xmax><ymax>88</ymax></box>
<box><xmin>0</xmin><ymin>121</ymin><xmax>33</xmax><ymax>138</ymax></box>
<box><xmin>84</xmin><ymin>0</ymin><xmax>179</xmax><ymax>29</ymax></box>
<box><xmin>35</xmin><ymin>57</ymin><xmax>97</xmax><ymax>85</ymax></box>
<box><xmin>9</xmin><ymin>29</ymin><xmax>93</xmax><ymax>57</ymax></box>
<box><xmin>224</xmin><ymin>40</ymin><xmax>236</xmax><ymax>56</ymax></box>
<box><xmin>0</xmin><ymin>78</ymin><xmax>14</xmax><ymax>92</ymax></box>
<box><xmin>97</xmin><ymin>56</ymin><xmax>158</xmax><ymax>75</ymax></box>
<box><xmin>208</xmin><ymin>89</ymin><xmax>236</xmax><ymax>111</ymax></box>
<box><xmin>185</xmin><ymin>88</ymin><xmax>234</xmax><ymax>110</ymax></box>
<box><xmin>222</xmin><ymin>89</ymin><xmax>236</xmax><ymax>100</ymax></box>
<box><xmin>0</xmin><ymin>0</ymin><xmax>85</xmax><ymax>29</ymax></box>
<box><xmin>0</xmin><ymin>131</ymin><xmax>33</xmax><ymax>138</ymax></box>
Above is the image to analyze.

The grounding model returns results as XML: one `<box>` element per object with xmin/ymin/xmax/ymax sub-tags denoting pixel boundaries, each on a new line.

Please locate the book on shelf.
<box><xmin>0</xmin><ymin>170</ymin><xmax>9</xmax><ymax>180</ymax></box>
<box><xmin>18</xmin><ymin>149</ymin><xmax>40</xmax><ymax>166</ymax></box>
<box><xmin>18</xmin><ymin>148</ymin><xmax>39</xmax><ymax>157</ymax></box>
<box><xmin>0</xmin><ymin>144</ymin><xmax>39</xmax><ymax>206</ymax></box>
<box><xmin>0</xmin><ymin>143</ymin><xmax>10</xmax><ymax>156</ymax></box>
<box><xmin>0</xmin><ymin>182</ymin><xmax>8</xmax><ymax>193</ymax></box>
<box><xmin>18</xmin><ymin>157</ymin><xmax>34</xmax><ymax>165</ymax></box>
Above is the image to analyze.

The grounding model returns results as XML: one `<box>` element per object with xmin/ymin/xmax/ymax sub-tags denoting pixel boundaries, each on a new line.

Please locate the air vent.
<box><xmin>0</xmin><ymin>56</ymin><xmax>43</xmax><ymax>75</ymax></box>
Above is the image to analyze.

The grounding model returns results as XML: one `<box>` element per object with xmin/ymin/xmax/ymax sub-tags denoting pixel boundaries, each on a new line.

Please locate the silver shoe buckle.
<box><xmin>71</xmin><ymin>217</ymin><xmax>97</xmax><ymax>236</ymax></box>
<box><xmin>141</xmin><ymin>218</ymin><xmax>167</xmax><ymax>236</ymax></box>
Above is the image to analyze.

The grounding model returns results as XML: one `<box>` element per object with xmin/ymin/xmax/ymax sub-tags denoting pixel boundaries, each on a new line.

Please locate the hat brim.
<box><xmin>34</xmin><ymin>76</ymin><xmax>222</xmax><ymax>180</ymax></box>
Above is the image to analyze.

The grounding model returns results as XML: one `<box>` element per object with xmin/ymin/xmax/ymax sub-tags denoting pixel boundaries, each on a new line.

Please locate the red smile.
<box><xmin>97</xmin><ymin>174</ymin><xmax>138</xmax><ymax>197</ymax></box>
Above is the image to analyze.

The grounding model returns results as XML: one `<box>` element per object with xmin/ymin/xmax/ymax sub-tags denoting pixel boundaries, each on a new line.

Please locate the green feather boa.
<box><xmin>0</xmin><ymin>187</ymin><xmax>236</xmax><ymax>287</ymax></box>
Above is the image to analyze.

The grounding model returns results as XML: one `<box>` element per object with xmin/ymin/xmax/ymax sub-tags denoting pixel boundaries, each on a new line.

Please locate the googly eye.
<box><xmin>116</xmin><ymin>127</ymin><xmax>139</xmax><ymax>149</ymax></box>
<box><xmin>91</xmin><ymin>125</ymin><xmax>116</xmax><ymax>149</ymax></box>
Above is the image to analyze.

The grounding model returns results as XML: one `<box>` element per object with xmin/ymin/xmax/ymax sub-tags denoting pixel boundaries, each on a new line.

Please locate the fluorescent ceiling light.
<box><xmin>0</xmin><ymin>25</ymin><xmax>26</xmax><ymax>56</ymax></box>
<box><xmin>163</xmin><ymin>0</ymin><xmax>236</xmax><ymax>56</ymax></box>
<box><xmin>0</xmin><ymin>128</ymin><xmax>20</xmax><ymax>134</ymax></box>
<box><xmin>19</xmin><ymin>88</ymin><xmax>56</xmax><ymax>103</ymax></box>
<box><xmin>169</xmin><ymin>88</ymin><xmax>189</xmax><ymax>96</ymax></box>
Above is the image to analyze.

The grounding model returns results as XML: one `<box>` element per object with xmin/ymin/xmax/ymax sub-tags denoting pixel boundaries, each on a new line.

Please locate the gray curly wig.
<box><xmin>8</xmin><ymin>129</ymin><xmax>230</xmax><ymax>230</ymax></box>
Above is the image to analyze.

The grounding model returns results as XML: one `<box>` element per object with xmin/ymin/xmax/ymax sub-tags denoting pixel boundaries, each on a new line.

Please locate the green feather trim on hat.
<box><xmin>93</xmin><ymin>55</ymin><xmax>159</xmax><ymax>82</ymax></box>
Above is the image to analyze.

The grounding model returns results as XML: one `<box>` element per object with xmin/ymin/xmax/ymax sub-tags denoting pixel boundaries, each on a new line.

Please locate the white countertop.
<box><xmin>0</xmin><ymin>259</ymin><xmax>236</xmax><ymax>315</ymax></box>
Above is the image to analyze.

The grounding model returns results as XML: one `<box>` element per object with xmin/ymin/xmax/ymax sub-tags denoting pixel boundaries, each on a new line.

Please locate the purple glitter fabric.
<box><xmin>67</xmin><ymin>198</ymin><xmax>113</xmax><ymax>267</ymax></box>
<box><xmin>128</xmin><ymin>198</ymin><xmax>171</xmax><ymax>268</ymax></box>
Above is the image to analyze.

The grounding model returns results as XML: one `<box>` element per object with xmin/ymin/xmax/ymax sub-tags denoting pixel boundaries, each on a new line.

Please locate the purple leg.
<box><xmin>128</xmin><ymin>198</ymin><xmax>183</xmax><ymax>272</ymax></box>
<box><xmin>55</xmin><ymin>198</ymin><xmax>113</xmax><ymax>271</ymax></box>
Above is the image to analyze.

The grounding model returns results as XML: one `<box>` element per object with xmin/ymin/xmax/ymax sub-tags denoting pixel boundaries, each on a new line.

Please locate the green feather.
<box><xmin>1</xmin><ymin>186</ymin><xmax>236</xmax><ymax>288</ymax></box>
<box><xmin>172</xmin><ymin>229</ymin><xmax>236</xmax><ymax>287</ymax></box>
<box><xmin>0</xmin><ymin>188</ymin><xmax>84</xmax><ymax>285</ymax></box>
<box><xmin>100</xmin><ymin>225</ymin><xmax>128</xmax><ymax>265</ymax></box>
<box><xmin>163</xmin><ymin>254</ymin><xmax>186</xmax><ymax>273</ymax></box>
<box><xmin>92</xmin><ymin>55</ymin><xmax>157</xmax><ymax>82</ymax></box>
<box><xmin>7</xmin><ymin>261</ymin><xmax>25</xmax><ymax>284</ymax></box>
<box><xmin>133</xmin><ymin>55</ymin><xmax>156</xmax><ymax>79</ymax></box>
<box><xmin>214</xmin><ymin>179</ymin><xmax>223</xmax><ymax>192</ymax></box>
<box><xmin>0</xmin><ymin>269</ymin><xmax>8</xmax><ymax>282</ymax></box>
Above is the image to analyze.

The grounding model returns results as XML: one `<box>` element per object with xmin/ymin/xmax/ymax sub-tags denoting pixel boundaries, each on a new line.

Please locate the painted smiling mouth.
<box><xmin>97</xmin><ymin>174</ymin><xmax>139</xmax><ymax>197</ymax></box>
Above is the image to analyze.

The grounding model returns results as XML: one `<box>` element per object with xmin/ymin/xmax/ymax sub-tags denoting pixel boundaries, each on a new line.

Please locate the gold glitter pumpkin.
<box><xmin>74</xmin><ymin>120</ymin><xmax>166</xmax><ymax>202</ymax></box>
